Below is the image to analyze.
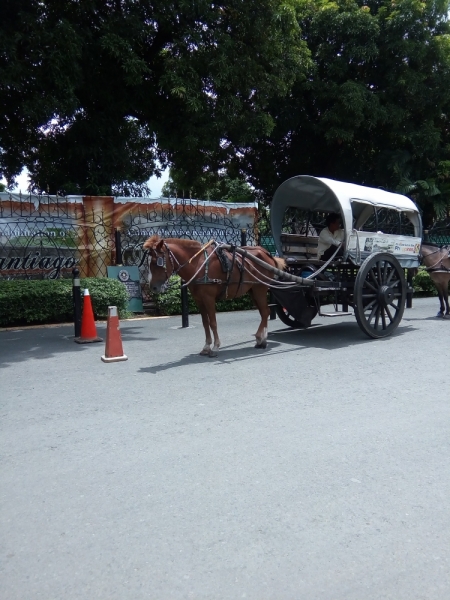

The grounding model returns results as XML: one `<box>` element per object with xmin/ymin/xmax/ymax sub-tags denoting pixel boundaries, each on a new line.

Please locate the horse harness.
<box><xmin>149</xmin><ymin>240</ymin><xmax>249</xmax><ymax>298</ymax></box>
<box><xmin>421</xmin><ymin>245</ymin><xmax>450</xmax><ymax>274</ymax></box>
<box><xmin>195</xmin><ymin>243</ymin><xmax>247</xmax><ymax>299</ymax></box>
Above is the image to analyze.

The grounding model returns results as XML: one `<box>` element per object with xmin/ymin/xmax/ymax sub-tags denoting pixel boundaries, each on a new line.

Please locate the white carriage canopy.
<box><xmin>270</xmin><ymin>176</ymin><xmax>422</xmax><ymax>258</ymax></box>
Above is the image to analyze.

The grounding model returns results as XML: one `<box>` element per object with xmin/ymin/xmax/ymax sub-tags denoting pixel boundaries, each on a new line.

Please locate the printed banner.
<box><xmin>0</xmin><ymin>194</ymin><xmax>258</xmax><ymax>280</ymax></box>
<box><xmin>347</xmin><ymin>233</ymin><xmax>421</xmax><ymax>256</ymax></box>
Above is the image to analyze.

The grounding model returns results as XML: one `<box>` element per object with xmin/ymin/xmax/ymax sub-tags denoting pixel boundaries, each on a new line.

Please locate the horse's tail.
<box><xmin>273</xmin><ymin>256</ymin><xmax>286</xmax><ymax>271</ymax></box>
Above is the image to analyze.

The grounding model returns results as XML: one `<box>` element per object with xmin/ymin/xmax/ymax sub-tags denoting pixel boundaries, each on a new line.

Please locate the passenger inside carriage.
<box><xmin>318</xmin><ymin>213</ymin><xmax>345</xmax><ymax>261</ymax></box>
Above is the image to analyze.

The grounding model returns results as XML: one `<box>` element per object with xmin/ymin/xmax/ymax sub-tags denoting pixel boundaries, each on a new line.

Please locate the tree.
<box><xmin>0</xmin><ymin>0</ymin><xmax>309</xmax><ymax>195</ymax></box>
<box><xmin>231</xmin><ymin>0</ymin><xmax>450</xmax><ymax>222</ymax></box>
<box><xmin>161</xmin><ymin>169</ymin><xmax>255</xmax><ymax>202</ymax></box>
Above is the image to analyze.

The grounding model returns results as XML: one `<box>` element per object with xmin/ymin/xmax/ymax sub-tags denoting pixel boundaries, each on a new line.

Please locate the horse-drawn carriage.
<box><xmin>269</xmin><ymin>176</ymin><xmax>422</xmax><ymax>338</ymax></box>
<box><xmin>145</xmin><ymin>176</ymin><xmax>427</xmax><ymax>356</ymax></box>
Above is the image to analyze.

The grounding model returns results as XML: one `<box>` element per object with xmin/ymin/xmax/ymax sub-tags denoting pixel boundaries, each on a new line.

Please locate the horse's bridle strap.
<box><xmin>149</xmin><ymin>242</ymin><xmax>180</xmax><ymax>282</ymax></box>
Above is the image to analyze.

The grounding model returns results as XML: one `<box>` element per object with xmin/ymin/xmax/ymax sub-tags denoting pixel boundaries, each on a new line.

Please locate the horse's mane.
<box><xmin>143</xmin><ymin>234</ymin><xmax>202</xmax><ymax>250</ymax></box>
<box><xmin>165</xmin><ymin>238</ymin><xmax>202</xmax><ymax>248</ymax></box>
<box><xmin>422</xmin><ymin>242</ymin><xmax>449</xmax><ymax>252</ymax></box>
<box><xmin>422</xmin><ymin>241</ymin><xmax>443</xmax><ymax>249</ymax></box>
<box><xmin>143</xmin><ymin>234</ymin><xmax>160</xmax><ymax>249</ymax></box>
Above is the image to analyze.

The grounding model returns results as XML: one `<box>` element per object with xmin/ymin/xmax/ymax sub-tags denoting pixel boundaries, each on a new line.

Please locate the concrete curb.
<box><xmin>0</xmin><ymin>314</ymin><xmax>171</xmax><ymax>332</ymax></box>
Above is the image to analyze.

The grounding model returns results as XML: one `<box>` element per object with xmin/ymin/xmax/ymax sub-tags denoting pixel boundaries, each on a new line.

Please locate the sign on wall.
<box><xmin>107</xmin><ymin>265</ymin><xmax>143</xmax><ymax>312</ymax></box>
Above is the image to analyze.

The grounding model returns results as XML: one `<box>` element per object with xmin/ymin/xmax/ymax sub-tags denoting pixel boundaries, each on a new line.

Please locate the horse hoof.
<box><xmin>199</xmin><ymin>349</ymin><xmax>210</xmax><ymax>356</ymax></box>
<box><xmin>254</xmin><ymin>341</ymin><xmax>267</xmax><ymax>349</ymax></box>
<box><xmin>208</xmin><ymin>350</ymin><xmax>218</xmax><ymax>358</ymax></box>
<box><xmin>437</xmin><ymin>312</ymin><xmax>445</xmax><ymax>318</ymax></box>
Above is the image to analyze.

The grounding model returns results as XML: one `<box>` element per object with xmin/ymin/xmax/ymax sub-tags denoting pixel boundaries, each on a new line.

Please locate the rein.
<box><xmin>147</xmin><ymin>238</ymin><xmax>318</xmax><ymax>291</ymax></box>
<box><xmin>181</xmin><ymin>244</ymin><xmax>224</xmax><ymax>286</ymax></box>
<box><xmin>149</xmin><ymin>240</ymin><xmax>224</xmax><ymax>286</ymax></box>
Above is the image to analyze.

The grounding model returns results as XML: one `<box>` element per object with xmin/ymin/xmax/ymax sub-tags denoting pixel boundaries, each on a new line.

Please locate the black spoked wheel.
<box><xmin>354</xmin><ymin>252</ymin><xmax>406</xmax><ymax>338</ymax></box>
<box><xmin>275</xmin><ymin>304</ymin><xmax>318</xmax><ymax>329</ymax></box>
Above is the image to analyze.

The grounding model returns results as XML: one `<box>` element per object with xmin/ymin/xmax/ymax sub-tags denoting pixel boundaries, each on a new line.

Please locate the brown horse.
<box><xmin>143</xmin><ymin>235</ymin><xmax>286</xmax><ymax>356</ymax></box>
<box><xmin>421</xmin><ymin>243</ymin><xmax>450</xmax><ymax>318</ymax></box>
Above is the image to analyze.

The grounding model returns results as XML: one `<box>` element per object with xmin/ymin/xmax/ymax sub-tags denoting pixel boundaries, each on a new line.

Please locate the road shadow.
<box><xmin>0</xmin><ymin>324</ymin><xmax>157</xmax><ymax>368</ymax></box>
<box><xmin>138</xmin><ymin>341</ymin><xmax>303</xmax><ymax>374</ymax></box>
<box><xmin>119</xmin><ymin>325</ymin><xmax>158</xmax><ymax>342</ymax></box>
<box><xmin>138</xmin><ymin>321</ymin><xmax>417</xmax><ymax>374</ymax></box>
<box><xmin>268</xmin><ymin>321</ymin><xmax>417</xmax><ymax>350</ymax></box>
<box><xmin>402</xmin><ymin>315</ymin><xmax>450</xmax><ymax>322</ymax></box>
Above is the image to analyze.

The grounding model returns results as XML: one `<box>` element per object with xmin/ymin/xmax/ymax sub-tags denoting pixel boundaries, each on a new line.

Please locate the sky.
<box><xmin>1</xmin><ymin>166</ymin><xmax>170</xmax><ymax>197</ymax></box>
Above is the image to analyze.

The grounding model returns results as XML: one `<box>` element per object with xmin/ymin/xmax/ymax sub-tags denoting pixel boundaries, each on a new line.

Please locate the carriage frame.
<box><xmin>269</xmin><ymin>176</ymin><xmax>423</xmax><ymax>338</ymax></box>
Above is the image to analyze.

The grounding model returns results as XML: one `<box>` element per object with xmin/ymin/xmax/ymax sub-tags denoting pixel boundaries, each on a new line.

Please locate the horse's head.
<box><xmin>143</xmin><ymin>235</ymin><xmax>174</xmax><ymax>293</ymax></box>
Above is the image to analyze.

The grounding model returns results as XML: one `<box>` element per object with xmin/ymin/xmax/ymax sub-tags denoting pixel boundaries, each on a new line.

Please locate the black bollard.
<box><xmin>181</xmin><ymin>281</ymin><xmax>189</xmax><ymax>328</ymax></box>
<box><xmin>269</xmin><ymin>290</ymin><xmax>277</xmax><ymax>320</ymax></box>
<box><xmin>72</xmin><ymin>267</ymin><xmax>82</xmax><ymax>338</ymax></box>
<box><xmin>406</xmin><ymin>269</ymin><xmax>414</xmax><ymax>309</ymax></box>
<box><xmin>241</xmin><ymin>228</ymin><xmax>247</xmax><ymax>247</ymax></box>
<box><xmin>115</xmin><ymin>229</ymin><xmax>123</xmax><ymax>265</ymax></box>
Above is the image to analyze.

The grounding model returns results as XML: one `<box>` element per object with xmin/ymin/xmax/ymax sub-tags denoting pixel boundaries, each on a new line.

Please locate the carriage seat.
<box><xmin>280</xmin><ymin>234</ymin><xmax>319</xmax><ymax>262</ymax></box>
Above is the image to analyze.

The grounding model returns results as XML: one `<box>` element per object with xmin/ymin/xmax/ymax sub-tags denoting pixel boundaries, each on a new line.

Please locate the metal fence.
<box><xmin>0</xmin><ymin>192</ymin><xmax>114</xmax><ymax>280</ymax></box>
<box><xmin>118</xmin><ymin>198</ymin><xmax>260</xmax><ymax>272</ymax></box>
<box><xmin>424</xmin><ymin>219</ymin><xmax>450</xmax><ymax>245</ymax></box>
<box><xmin>0</xmin><ymin>193</ymin><xmax>260</xmax><ymax>281</ymax></box>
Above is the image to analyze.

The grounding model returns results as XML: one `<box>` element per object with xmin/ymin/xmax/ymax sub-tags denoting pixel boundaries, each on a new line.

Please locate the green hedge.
<box><xmin>412</xmin><ymin>266</ymin><xmax>446</xmax><ymax>296</ymax></box>
<box><xmin>0</xmin><ymin>278</ymin><xmax>129</xmax><ymax>327</ymax></box>
<box><xmin>152</xmin><ymin>276</ymin><xmax>255</xmax><ymax>315</ymax></box>
<box><xmin>1</xmin><ymin>268</ymin><xmax>446</xmax><ymax>326</ymax></box>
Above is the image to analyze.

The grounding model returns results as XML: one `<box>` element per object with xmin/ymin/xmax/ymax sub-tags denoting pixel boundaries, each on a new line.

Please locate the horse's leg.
<box><xmin>431</xmin><ymin>274</ymin><xmax>446</xmax><ymax>317</ymax></box>
<box><xmin>193</xmin><ymin>293</ymin><xmax>213</xmax><ymax>355</ymax></box>
<box><xmin>250</xmin><ymin>286</ymin><xmax>270</xmax><ymax>349</ymax></box>
<box><xmin>436</xmin><ymin>286</ymin><xmax>446</xmax><ymax>318</ymax></box>
<box><xmin>203</xmin><ymin>292</ymin><xmax>221</xmax><ymax>357</ymax></box>
<box><xmin>199</xmin><ymin>305</ymin><xmax>213</xmax><ymax>355</ymax></box>
<box><xmin>444</xmin><ymin>281</ymin><xmax>450</xmax><ymax>317</ymax></box>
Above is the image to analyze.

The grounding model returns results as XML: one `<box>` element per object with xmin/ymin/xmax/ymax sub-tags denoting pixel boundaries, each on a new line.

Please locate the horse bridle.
<box><xmin>147</xmin><ymin>241</ymin><xmax>181</xmax><ymax>282</ymax></box>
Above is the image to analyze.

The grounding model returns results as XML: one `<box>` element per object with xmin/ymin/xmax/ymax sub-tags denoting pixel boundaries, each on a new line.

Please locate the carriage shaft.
<box><xmin>221</xmin><ymin>244</ymin><xmax>315</xmax><ymax>286</ymax></box>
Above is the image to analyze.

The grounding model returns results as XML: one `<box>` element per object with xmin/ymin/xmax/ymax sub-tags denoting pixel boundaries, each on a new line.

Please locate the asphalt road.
<box><xmin>1</xmin><ymin>297</ymin><xmax>449</xmax><ymax>599</ymax></box>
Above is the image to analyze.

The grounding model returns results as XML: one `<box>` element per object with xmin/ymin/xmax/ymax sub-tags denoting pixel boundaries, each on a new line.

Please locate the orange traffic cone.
<box><xmin>74</xmin><ymin>289</ymin><xmax>103</xmax><ymax>344</ymax></box>
<box><xmin>101</xmin><ymin>306</ymin><xmax>128</xmax><ymax>363</ymax></box>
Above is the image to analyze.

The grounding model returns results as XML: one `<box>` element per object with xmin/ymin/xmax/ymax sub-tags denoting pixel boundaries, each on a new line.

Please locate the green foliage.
<box><xmin>32</xmin><ymin>117</ymin><xmax>156</xmax><ymax>197</ymax></box>
<box><xmin>412</xmin><ymin>267</ymin><xmax>440</xmax><ymax>296</ymax></box>
<box><xmin>237</xmin><ymin>0</ymin><xmax>450</xmax><ymax>219</ymax></box>
<box><xmin>152</xmin><ymin>276</ymin><xmax>255</xmax><ymax>315</ymax></box>
<box><xmin>152</xmin><ymin>277</ymin><xmax>200</xmax><ymax>315</ymax></box>
<box><xmin>4</xmin><ymin>0</ymin><xmax>450</xmax><ymax>220</ymax></box>
<box><xmin>80</xmin><ymin>278</ymin><xmax>130</xmax><ymax>319</ymax></box>
<box><xmin>0</xmin><ymin>0</ymin><xmax>309</xmax><ymax>195</ymax></box>
<box><xmin>0</xmin><ymin>278</ymin><xmax>129</xmax><ymax>327</ymax></box>
<box><xmin>162</xmin><ymin>169</ymin><xmax>255</xmax><ymax>202</ymax></box>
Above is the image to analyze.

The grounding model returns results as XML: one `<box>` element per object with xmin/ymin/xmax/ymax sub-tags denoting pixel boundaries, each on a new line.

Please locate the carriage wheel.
<box><xmin>354</xmin><ymin>252</ymin><xmax>406</xmax><ymax>339</ymax></box>
<box><xmin>275</xmin><ymin>304</ymin><xmax>318</xmax><ymax>329</ymax></box>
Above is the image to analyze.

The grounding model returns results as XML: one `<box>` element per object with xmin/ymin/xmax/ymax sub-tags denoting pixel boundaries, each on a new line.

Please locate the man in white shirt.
<box><xmin>318</xmin><ymin>213</ymin><xmax>345</xmax><ymax>260</ymax></box>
